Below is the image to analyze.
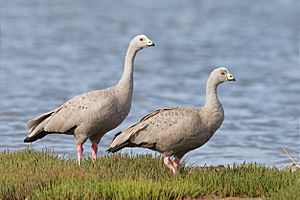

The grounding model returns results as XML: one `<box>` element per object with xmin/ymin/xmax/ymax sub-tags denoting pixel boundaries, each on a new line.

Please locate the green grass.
<box><xmin>0</xmin><ymin>149</ymin><xmax>299</xmax><ymax>200</ymax></box>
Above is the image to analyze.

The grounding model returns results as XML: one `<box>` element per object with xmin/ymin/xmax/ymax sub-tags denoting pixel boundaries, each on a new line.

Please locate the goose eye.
<box><xmin>221</xmin><ymin>72</ymin><xmax>226</xmax><ymax>75</ymax></box>
<box><xmin>139</xmin><ymin>38</ymin><xmax>144</xmax><ymax>41</ymax></box>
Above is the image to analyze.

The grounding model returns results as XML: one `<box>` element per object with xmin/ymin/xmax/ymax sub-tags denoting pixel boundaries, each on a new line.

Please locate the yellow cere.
<box><xmin>226</xmin><ymin>73</ymin><xmax>234</xmax><ymax>80</ymax></box>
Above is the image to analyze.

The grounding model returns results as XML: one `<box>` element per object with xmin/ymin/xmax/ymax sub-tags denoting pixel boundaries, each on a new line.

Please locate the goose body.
<box><xmin>24</xmin><ymin>35</ymin><xmax>155</xmax><ymax>165</ymax></box>
<box><xmin>108</xmin><ymin>67</ymin><xmax>236</xmax><ymax>174</ymax></box>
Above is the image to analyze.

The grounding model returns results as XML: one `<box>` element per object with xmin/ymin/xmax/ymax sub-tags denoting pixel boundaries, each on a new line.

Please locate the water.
<box><xmin>1</xmin><ymin>0</ymin><xmax>299</xmax><ymax>167</ymax></box>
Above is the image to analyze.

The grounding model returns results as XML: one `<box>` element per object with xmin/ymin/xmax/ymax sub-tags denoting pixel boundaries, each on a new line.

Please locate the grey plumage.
<box><xmin>24</xmin><ymin>34</ymin><xmax>154</xmax><ymax>164</ymax></box>
<box><xmin>26</xmin><ymin>88</ymin><xmax>128</xmax><ymax>144</ymax></box>
<box><xmin>107</xmin><ymin>67</ymin><xmax>236</xmax><ymax>174</ymax></box>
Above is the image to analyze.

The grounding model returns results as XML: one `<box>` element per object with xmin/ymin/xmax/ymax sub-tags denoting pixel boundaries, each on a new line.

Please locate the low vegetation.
<box><xmin>0</xmin><ymin>149</ymin><xmax>299</xmax><ymax>199</ymax></box>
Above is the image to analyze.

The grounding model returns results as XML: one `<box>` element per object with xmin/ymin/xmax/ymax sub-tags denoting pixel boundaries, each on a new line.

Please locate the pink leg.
<box><xmin>77</xmin><ymin>144</ymin><xmax>83</xmax><ymax>165</ymax></box>
<box><xmin>173</xmin><ymin>158</ymin><xmax>180</xmax><ymax>170</ymax></box>
<box><xmin>91</xmin><ymin>143</ymin><xmax>98</xmax><ymax>162</ymax></box>
<box><xmin>163</xmin><ymin>156</ymin><xmax>176</xmax><ymax>175</ymax></box>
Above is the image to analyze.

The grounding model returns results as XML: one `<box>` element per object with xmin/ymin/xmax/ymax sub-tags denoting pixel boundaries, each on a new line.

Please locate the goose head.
<box><xmin>130</xmin><ymin>34</ymin><xmax>155</xmax><ymax>50</ymax></box>
<box><xmin>210</xmin><ymin>67</ymin><xmax>236</xmax><ymax>85</ymax></box>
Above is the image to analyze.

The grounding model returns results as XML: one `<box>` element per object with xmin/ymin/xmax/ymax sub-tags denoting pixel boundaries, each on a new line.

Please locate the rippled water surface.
<box><xmin>1</xmin><ymin>0</ymin><xmax>299</xmax><ymax>167</ymax></box>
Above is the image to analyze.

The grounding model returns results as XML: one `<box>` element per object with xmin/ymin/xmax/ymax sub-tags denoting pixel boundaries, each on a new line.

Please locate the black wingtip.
<box><xmin>24</xmin><ymin>136</ymin><xmax>37</xmax><ymax>143</ymax></box>
<box><xmin>23</xmin><ymin>131</ymin><xmax>48</xmax><ymax>143</ymax></box>
<box><xmin>106</xmin><ymin>146</ymin><xmax>118</xmax><ymax>153</ymax></box>
<box><xmin>24</xmin><ymin>137</ymin><xmax>31</xmax><ymax>143</ymax></box>
<box><xmin>106</xmin><ymin>142</ymin><xmax>131</xmax><ymax>154</ymax></box>
<box><xmin>106</xmin><ymin>148</ymin><xmax>112</xmax><ymax>153</ymax></box>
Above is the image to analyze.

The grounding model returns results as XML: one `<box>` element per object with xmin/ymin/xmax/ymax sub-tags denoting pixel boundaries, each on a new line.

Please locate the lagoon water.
<box><xmin>1</xmin><ymin>0</ymin><xmax>299</xmax><ymax>167</ymax></box>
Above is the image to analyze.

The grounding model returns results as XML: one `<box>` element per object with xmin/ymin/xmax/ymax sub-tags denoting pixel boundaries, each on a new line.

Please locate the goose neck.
<box><xmin>117</xmin><ymin>44</ymin><xmax>139</xmax><ymax>89</ymax></box>
<box><xmin>204</xmin><ymin>77</ymin><xmax>221</xmax><ymax>109</ymax></box>
<box><xmin>203</xmin><ymin>77</ymin><xmax>224</xmax><ymax>131</ymax></box>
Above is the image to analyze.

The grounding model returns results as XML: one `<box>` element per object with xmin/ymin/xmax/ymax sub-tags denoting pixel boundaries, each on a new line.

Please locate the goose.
<box><xmin>107</xmin><ymin>67</ymin><xmax>236</xmax><ymax>174</ymax></box>
<box><xmin>24</xmin><ymin>34</ymin><xmax>155</xmax><ymax>165</ymax></box>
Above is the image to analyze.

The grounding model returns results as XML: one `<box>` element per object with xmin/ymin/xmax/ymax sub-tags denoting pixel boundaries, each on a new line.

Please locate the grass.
<box><xmin>0</xmin><ymin>149</ymin><xmax>299</xmax><ymax>200</ymax></box>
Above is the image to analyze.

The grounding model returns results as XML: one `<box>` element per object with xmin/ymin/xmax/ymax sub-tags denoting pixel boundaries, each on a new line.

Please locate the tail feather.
<box><xmin>107</xmin><ymin>131</ymin><xmax>127</xmax><ymax>153</ymax></box>
<box><xmin>107</xmin><ymin>130</ymin><xmax>138</xmax><ymax>153</ymax></box>
<box><xmin>27</xmin><ymin>110</ymin><xmax>56</xmax><ymax>133</ymax></box>
<box><xmin>111</xmin><ymin>131</ymin><xmax>122</xmax><ymax>142</ymax></box>
<box><xmin>25</xmin><ymin>109</ymin><xmax>57</xmax><ymax>143</ymax></box>
<box><xmin>107</xmin><ymin>123</ymin><xmax>149</xmax><ymax>153</ymax></box>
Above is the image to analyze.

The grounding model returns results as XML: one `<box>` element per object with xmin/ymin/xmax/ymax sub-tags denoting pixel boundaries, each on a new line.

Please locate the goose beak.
<box><xmin>226</xmin><ymin>72</ymin><xmax>236</xmax><ymax>81</ymax></box>
<box><xmin>147</xmin><ymin>39</ymin><xmax>155</xmax><ymax>47</ymax></box>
